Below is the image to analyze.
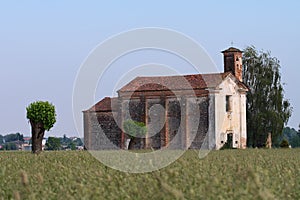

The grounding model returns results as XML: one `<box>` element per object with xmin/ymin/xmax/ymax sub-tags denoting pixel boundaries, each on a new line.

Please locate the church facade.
<box><xmin>83</xmin><ymin>47</ymin><xmax>248</xmax><ymax>150</ymax></box>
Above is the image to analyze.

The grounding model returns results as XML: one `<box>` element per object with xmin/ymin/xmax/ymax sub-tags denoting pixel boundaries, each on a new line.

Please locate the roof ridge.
<box><xmin>136</xmin><ymin>72</ymin><xmax>225</xmax><ymax>79</ymax></box>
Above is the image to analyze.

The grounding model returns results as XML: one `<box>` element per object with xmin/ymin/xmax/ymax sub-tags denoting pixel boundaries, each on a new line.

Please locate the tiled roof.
<box><xmin>118</xmin><ymin>72</ymin><xmax>232</xmax><ymax>92</ymax></box>
<box><xmin>85</xmin><ymin>97</ymin><xmax>119</xmax><ymax>112</ymax></box>
<box><xmin>221</xmin><ymin>47</ymin><xmax>243</xmax><ymax>53</ymax></box>
<box><xmin>86</xmin><ymin>72</ymin><xmax>248</xmax><ymax>112</ymax></box>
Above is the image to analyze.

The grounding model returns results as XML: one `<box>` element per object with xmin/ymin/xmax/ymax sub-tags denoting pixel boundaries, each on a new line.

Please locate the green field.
<box><xmin>0</xmin><ymin>149</ymin><xmax>299</xmax><ymax>200</ymax></box>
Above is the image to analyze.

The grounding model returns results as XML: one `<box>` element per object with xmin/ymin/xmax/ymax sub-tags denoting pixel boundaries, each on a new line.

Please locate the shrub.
<box><xmin>280</xmin><ymin>138</ymin><xmax>289</xmax><ymax>148</ymax></box>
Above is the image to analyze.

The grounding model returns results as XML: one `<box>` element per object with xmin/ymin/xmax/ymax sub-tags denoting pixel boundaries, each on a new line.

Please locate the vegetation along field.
<box><xmin>0</xmin><ymin>149</ymin><xmax>300</xmax><ymax>200</ymax></box>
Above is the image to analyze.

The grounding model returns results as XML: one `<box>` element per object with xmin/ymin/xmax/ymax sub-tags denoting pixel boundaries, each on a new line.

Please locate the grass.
<box><xmin>0</xmin><ymin>149</ymin><xmax>300</xmax><ymax>200</ymax></box>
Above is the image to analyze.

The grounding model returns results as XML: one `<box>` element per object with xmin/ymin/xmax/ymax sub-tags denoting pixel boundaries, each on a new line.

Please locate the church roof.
<box><xmin>84</xmin><ymin>97</ymin><xmax>119</xmax><ymax>112</ymax></box>
<box><xmin>118</xmin><ymin>72</ymin><xmax>238</xmax><ymax>92</ymax></box>
<box><xmin>85</xmin><ymin>72</ymin><xmax>248</xmax><ymax>112</ymax></box>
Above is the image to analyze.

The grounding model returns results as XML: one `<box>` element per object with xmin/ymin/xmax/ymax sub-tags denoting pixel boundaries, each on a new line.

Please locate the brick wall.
<box><xmin>147</xmin><ymin>98</ymin><xmax>165</xmax><ymax>149</ymax></box>
<box><xmin>84</xmin><ymin>95</ymin><xmax>210</xmax><ymax>150</ymax></box>
<box><xmin>188</xmin><ymin>97</ymin><xmax>209</xmax><ymax>149</ymax></box>
<box><xmin>84</xmin><ymin>111</ymin><xmax>121</xmax><ymax>150</ymax></box>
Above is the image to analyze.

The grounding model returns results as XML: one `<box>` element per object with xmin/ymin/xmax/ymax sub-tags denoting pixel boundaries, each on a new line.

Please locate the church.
<box><xmin>83</xmin><ymin>47</ymin><xmax>248</xmax><ymax>150</ymax></box>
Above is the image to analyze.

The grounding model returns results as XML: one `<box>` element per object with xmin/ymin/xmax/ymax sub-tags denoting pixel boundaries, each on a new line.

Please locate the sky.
<box><xmin>0</xmin><ymin>0</ymin><xmax>299</xmax><ymax>137</ymax></box>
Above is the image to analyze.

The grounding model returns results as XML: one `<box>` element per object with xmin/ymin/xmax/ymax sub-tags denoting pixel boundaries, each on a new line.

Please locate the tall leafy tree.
<box><xmin>26</xmin><ymin>101</ymin><xmax>56</xmax><ymax>153</ymax></box>
<box><xmin>243</xmin><ymin>46</ymin><xmax>292</xmax><ymax>147</ymax></box>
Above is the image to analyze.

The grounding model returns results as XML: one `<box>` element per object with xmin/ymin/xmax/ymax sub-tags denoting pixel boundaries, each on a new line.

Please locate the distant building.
<box><xmin>22</xmin><ymin>144</ymin><xmax>32</xmax><ymax>151</ymax></box>
<box><xmin>84</xmin><ymin>47</ymin><xmax>248</xmax><ymax>150</ymax></box>
<box><xmin>23</xmin><ymin>137</ymin><xmax>31</xmax><ymax>144</ymax></box>
<box><xmin>21</xmin><ymin>137</ymin><xmax>31</xmax><ymax>151</ymax></box>
<box><xmin>21</xmin><ymin>137</ymin><xmax>47</xmax><ymax>151</ymax></box>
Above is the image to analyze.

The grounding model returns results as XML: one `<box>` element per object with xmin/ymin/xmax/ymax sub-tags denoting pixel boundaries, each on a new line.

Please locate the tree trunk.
<box><xmin>30</xmin><ymin>121</ymin><xmax>45</xmax><ymax>154</ymax></box>
<box><xmin>128</xmin><ymin>138</ymin><xmax>137</xmax><ymax>150</ymax></box>
<box><xmin>128</xmin><ymin>137</ymin><xmax>143</xmax><ymax>150</ymax></box>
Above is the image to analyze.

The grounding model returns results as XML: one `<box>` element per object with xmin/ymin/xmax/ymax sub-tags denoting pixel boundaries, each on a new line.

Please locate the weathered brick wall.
<box><xmin>167</xmin><ymin>99</ymin><xmax>183</xmax><ymax>149</ymax></box>
<box><xmin>84</xmin><ymin>95</ymin><xmax>210</xmax><ymax>150</ymax></box>
<box><xmin>147</xmin><ymin>98</ymin><xmax>165</xmax><ymax>149</ymax></box>
<box><xmin>83</xmin><ymin>112</ymin><xmax>90</xmax><ymax>149</ymax></box>
<box><xmin>188</xmin><ymin>96</ymin><xmax>209</xmax><ymax>149</ymax></box>
<box><xmin>84</xmin><ymin>111</ymin><xmax>121</xmax><ymax>150</ymax></box>
<box><xmin>97</xmin><ymin>112</ymin><xmax>121</xmax><ymax>148</ymax></box>
<box><xmin>128</xmin><ymin>99</ymin><xmax>145</xmax><ymax>122</ymax></box>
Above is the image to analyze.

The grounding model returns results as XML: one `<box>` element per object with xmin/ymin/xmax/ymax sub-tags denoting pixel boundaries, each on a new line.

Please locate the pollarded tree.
<box><xmin>26</xmin><ymin>101</ymin><xmax>56</xmax><ymax>153</ymax></box>
<box><xmin>123</xmin><ymin>120</ymin><xmax>147</xmax><ymax>149</ymax></box>
<box><xmin>243</xmin><ymin>46</ymin><xmax>292</xmax><ymax>147</ymax></box>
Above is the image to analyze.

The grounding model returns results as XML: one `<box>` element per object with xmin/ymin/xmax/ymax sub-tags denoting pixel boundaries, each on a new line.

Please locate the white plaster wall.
<box><xmin>240</xmin><ymin>94</ymin><xmax>247</xmax><ymax>148</ymax></box>
<box><xmin>213</xmin><ymin>76</ymin><xmax>247</xmax><ymax>149</ymax></box>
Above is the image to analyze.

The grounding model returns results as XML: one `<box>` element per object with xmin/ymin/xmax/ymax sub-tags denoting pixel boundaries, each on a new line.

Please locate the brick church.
<box><xmin>83</xmin><ymin>47</ymin><xmax>248</xmax><ymax>150</ymax></box>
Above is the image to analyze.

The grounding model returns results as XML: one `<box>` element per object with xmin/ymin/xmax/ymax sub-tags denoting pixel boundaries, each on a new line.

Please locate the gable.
<box><xmin>218</xmin><ymin>74</ymin><xmax>248</xmax><ymax>94</ymax></box>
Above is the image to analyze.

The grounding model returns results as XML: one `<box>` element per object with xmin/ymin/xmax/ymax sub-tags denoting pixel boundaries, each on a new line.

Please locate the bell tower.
<box><xmin>221</xmin><ymin>47</ymin><xmax>243</xmax><ymax>82</ymax></box>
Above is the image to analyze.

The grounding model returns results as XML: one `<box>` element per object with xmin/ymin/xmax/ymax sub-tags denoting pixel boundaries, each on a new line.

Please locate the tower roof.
<box><xmin>221</xmin><ymin>47</ymin><xmax>243</xmax><ymax>53</ymax></box>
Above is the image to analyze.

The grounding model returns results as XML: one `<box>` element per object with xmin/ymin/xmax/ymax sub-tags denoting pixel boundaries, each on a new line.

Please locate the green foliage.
<box><xmin>279</xmin><ymin>127</ymin><xmax>300</xmax><ymax>148</ymax></box>
<box><xmin>3</xmin><ymin>133</ymin><xmax>24</xmax><ymax>143</ymax></box>
<box><xmin>280</xmin><ymin>138</ymin><xmax>290</xmax><ymax>148</ymax></box>
<box><xmin>74</xmin><ymin>138</ymin><xmax>83</xmax><ymax>146</ymax></box>
<box><xmin>2</xmin><ymin>142</ymin><xmax>17</xmax><ymax>150</ymax></box>
<box><xmin>26</xmin><ymin>101</ymin><xmax>56</xmax><ymax>131</ymax></box>
<box><xmin>60</xmin><ymin>134</ymin><xmax>83</xmax><ymax>150</ymax></box>
<box><xmin>243</xmin><ymin>46</ymin><xmax>292</xmax><ymax>147</ymax></box>
<box><xmin>45</xmin><ymin>137</ymin><xmax>61</xmax><ymax>150</ymax></box>
<box><xmin>123</xmin><ymin>120</ymin><xmax>147</xmax><ymax>138</ymax></box>
<box><xmin>1</xmin><ymin>150</ymin><xmax>300</xmax><ymax>199</ymax></box>
<box><xmin>60</xmin><ymin>134</ymin><xmax>72</xmax><ymax>145</ymax></box>
<box><xmin>67</xmin><ymin>142</ymin><xmax>76</xmax><ymax>150</ymax></box>
<box><xmin>0</xmin><ymin>135</ymin><xmax>4</xmax><ymax>144</ymax></box>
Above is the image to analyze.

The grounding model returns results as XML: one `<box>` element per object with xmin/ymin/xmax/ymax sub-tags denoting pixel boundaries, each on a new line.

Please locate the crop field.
<box><xmin>0</xmin><ymin>149</ymin><xmax>300</xmax><ymax>200</ymax></box>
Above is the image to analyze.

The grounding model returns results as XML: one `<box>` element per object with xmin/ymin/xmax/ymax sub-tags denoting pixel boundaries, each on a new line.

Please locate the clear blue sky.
<box><xmin>0</xmin><ymin>0</ymin><xmax>299</xmax><ymax>137</ymax></box>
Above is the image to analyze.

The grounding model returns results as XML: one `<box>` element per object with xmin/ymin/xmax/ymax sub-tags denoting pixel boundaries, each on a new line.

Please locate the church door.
<box><xmin>227</xmin><ymin>133</ymin><xmax>233</xmax><ymax>148</ymax></box>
